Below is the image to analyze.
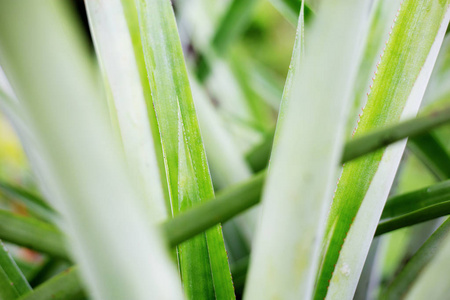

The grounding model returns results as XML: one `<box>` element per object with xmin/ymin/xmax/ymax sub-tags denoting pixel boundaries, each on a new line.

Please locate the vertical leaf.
<box><xmin>134</xmin><ymin>0</ymin><xmax>235</xmax><ymax>298</ymax></box>
<box><xmin>84</xmin><ymin>0</ymin><xmax>169</xmax><ymax>222</ymax></box>
<box><xmin>0</xmin><ymin>1</ymin><xmax>183</xmax><ymax>299</ymax></box>
<box><xmin>190</xmin><ymin>77</ymin><xmax>256</xmax><ymax>241</ymax></box>
<box><xmin>244</xmin><ymin>0</ymin><xmax>371</xmax><ymax>298</ymax></box>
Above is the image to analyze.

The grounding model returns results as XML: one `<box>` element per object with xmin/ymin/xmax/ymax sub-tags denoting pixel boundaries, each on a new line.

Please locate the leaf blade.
<box><xmin>0</xmin><ymin>240</ymin><xmax>32</xmax><ymax>299</ymax></box>
<box><xmin>316</xmin><ymin>2</ymin><xmax>450</xmax><ymax>299</ymax></box>
<box><xmin>134</xmin><ymin>0</ymin><xmax>235</xmax><ymax>297</ymax></box>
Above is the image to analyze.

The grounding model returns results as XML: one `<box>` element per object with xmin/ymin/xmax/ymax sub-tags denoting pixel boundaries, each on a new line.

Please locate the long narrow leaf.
<box><xmin>408</xmin><ymin>133</ymin><xmax>450</xmax><ymax>180</ymax></box>
<box><xmin>342</xmin><ymin>107</ymin><xmax>450</xmax><ymax>163</ymax></box>
<box><xmin>244</xmin><ymin>0</ymin><xmax>372</xmax><ymax>298</ymax></box>
<box><xmin>84</xmin><ymin>0</ymin><xmax>169</xmax><ymax>222</ymax></box>
<box><xmin>134</xmin><ymin>0</ymin><xmax>235</xmax><ymax>297</ymax></box>
<box><xmin>0</xmin><ymin>240</ymin><xmax>31</xmax><ymax>299</ymax></box>
<box><xmin>190</xmin><ymin>77</ymin><xmax>256</xmax><ymax>242</ymax></box>
<box><xmin>247</xmin><ymin>105</ymin><xmax>450</xmax><ymax>173</ymax></box>
<box><xmin>0</xmin><ymin>210</ymin><xmax>66</xmax><ymax>259</ymax></box>
<box><xmin>383</xmin><ymin>180</ymin><xmax>450</xmax><ymax>219</ymax></box>
<box><xmin>0</xmin><ymin>1</ymin><xmax>183</xmax><ymax>299</ymax></box>
<box><xmin>315</xmin><ymin>2</ymin><xmax>450</xmax><ymax>299</ymax></box>
<box><xmin>0</xmin><ymin>181</ymin><xmax>54</xmax><ymax>223</ymax></box>
<box><xmin>19</xmin><ymin>266</ymin><xmax>84</xmax><ymax>300</ymax></box>
<box><xmin>385</xmin><ymin>218</ymin><xmax>450</xmax><ymax>299</ymax></box>
<box><xmin>346</xmin><ymin>0</ymin><xmax>402</xmax><ymax>137</ymax></box>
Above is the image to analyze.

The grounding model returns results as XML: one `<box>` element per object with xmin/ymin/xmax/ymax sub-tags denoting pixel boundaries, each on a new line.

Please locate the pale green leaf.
<box><xmin>0</xmin><ymin>1</ymin><xmax>183</xmax><ymax>299</ymax></box>
<box><xmin>244</xmin><ymin>0</ymin><xmax>372</xmax><ymax>298</ymax></box>
<box><xmin>316</xmin><ymin>2</ymin><xmax>450</xmax><ymax>299</ymax></box>
<box><xmin>84</xmin><ymin>0</ymin><xmax>168</xmax><ymax>222</ymax></box>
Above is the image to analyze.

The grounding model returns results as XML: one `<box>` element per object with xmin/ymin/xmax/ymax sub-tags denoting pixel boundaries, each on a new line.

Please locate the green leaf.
<box><xmin>247</xmin><ymin>107</ymin><xmax>450</xmax><ymax>174</ymax></box>
<box><xmin>28</xmin><ymin>258</ymin><xmax>70</xmax><ymax>288</ymax></box>
<box><xmin>373</xmin><ymin>153</ymin><xmax>439</xmax><ymax>289</ymax></box>
<box><xmin>346</xmin><ymin>0</ymin><xmax>403</xmax><ymax>137</ymax></box>
<box><xmin>342</xmin><ymin>107</ymin><xmax>450</xmax><ymax>163</ymax></box>
<box><xmin>229</xmin><ymin>54</ymin><xmax>276</xmax><ymax>134</ymax></box>
<box><xmin>0</xmin><ymin>1</ymin><xmax>183</xmax><ymax>299</ymax></box>
<box><xmin>0</xmin><ymin>181</ymin><xmax>55</xmax><ymax>223</ymax></box>
<box><xmin>134</xmin><ymin>0</ymin><xmax>235</xmax><ymax>298</ymax></box>
<box><xmin>212</xmin><ymin>0</ymin><xmax>258</xmax><ymax>56</ymax></box>
<box><xmin>189</xmin><ymin>77</ymin><xmax>253</xmax><ymax>190</ymax></box>
<box><xmin>315</xmin><ymin>2</ymin><xmax>450</xmax><ymax>299</ymax></box>
<box><xmin>383</xmin><ymin>218</ymin><xmax>450</xmax><ymax>300</ymax></box>
<box><xmin>376</xmin><ymin>204</ymin><xmax>450</xmax><ymax>236</ymax></box>
<box><xmin>234</xmin><ymin>57</ymin><xmax>284</xmax><ymax>111</ymax></box>
<box><xmin>376</xmin><ymin>179</ymin><xmax>450</xmax><ymax>235</ymax></box>
<box><xmin>408</xmin><ymin>133</ymin><xmax>450</xmax><ymax>180</ymax></box>
<box><xmin>0</xmin><ymin>210</ymin><xmax>66</xmax><ymax>260</ymax></box>
<box><xmin>0</xmin><ymin>240</ymin><xmax>32</xmax><ymax>299</ymax></box>
<box><xmin>244</xmin><ymin>0</ymin><xmax>372</xmax><ymax>298</ymax></box>
<box><xmin>19</xmin><ymin>266</ymin><xmax>84</xmax><ymax>300</ymax></box>
<box><xmin>18</xmin><ymin>256</ymin><xmax>252</xmax><ymax>300</ymax></box>
<box><xmin>245</xmin><ymin>133</ymin><xmax>274</xmax><ymax>172</ymax></box>
<box><xmin>84</xmin><ymin>0</ymin><xmax>169</xmax><ymax>222</ymax></box>
<box><xmin>382</xmin><ymin>180</ymin><xmax>450</xmax><ymax>220</ymax></box>
<box><xmin>190</xmin><ymin>76</ymin><xmax>256</xmax><ymax>243</ymax></box>
<box><xmin>163</xmin><ymin>171</ymin><xmax>265</xmax><ymax>247</ymax></box>
<box><xmin>422</xmin><ymin>34</ymin><xmax>450</xmax><ymax>108</ymax></box>
<box><xmin>268</xmin><ymin>0</ymin><xmax>313</xmax><ymax>25</ymax></box>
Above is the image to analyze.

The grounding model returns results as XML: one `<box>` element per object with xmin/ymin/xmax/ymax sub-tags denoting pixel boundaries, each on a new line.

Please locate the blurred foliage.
<box><xmin>237</xmin><ymin>0</ymin><xmax>296</xmax><ymax>77</ymax></box>
<box><xmin>0</xmin><ymin>112</ymin><xmax>28</xmax><ymax>183</ymax></box>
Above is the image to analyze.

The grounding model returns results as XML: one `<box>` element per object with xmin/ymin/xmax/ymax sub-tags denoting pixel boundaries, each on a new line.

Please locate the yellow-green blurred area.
<box><xmin>0</xmin><ymin>111</ymin><xmax>32</xmax><ymax>216</ymax></box>
<box><xmin>0</xmin><ymin>112</ymin><xmax>29</xmax><ymax>183</ymax></box>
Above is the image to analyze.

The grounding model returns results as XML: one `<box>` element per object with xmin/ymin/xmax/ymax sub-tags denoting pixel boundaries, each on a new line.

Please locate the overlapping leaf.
<box><xmin>315</xmin><ymin>2</ymin><xmax>450</xmax><ymax>299</ymax></box>
<box><xmin>0</xmin><ymin>1</ymin><xmax>183</xmax><ymax>299</ymax></box>
<box><xmin>134</xmin><ymin>0</ymin><xmax>235</xmax><ymax>298</ymax></box>
<box><xmin>244</xmin><ymin>0</ymin><xmax>372</xmax><ymax>298</ymax></box>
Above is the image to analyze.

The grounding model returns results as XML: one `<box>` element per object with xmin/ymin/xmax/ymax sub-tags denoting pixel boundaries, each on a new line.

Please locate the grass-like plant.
<box><xmin>0</xmin><ymin>0</ymin><xmax>450</xmax><ymax>299</ymax></box>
